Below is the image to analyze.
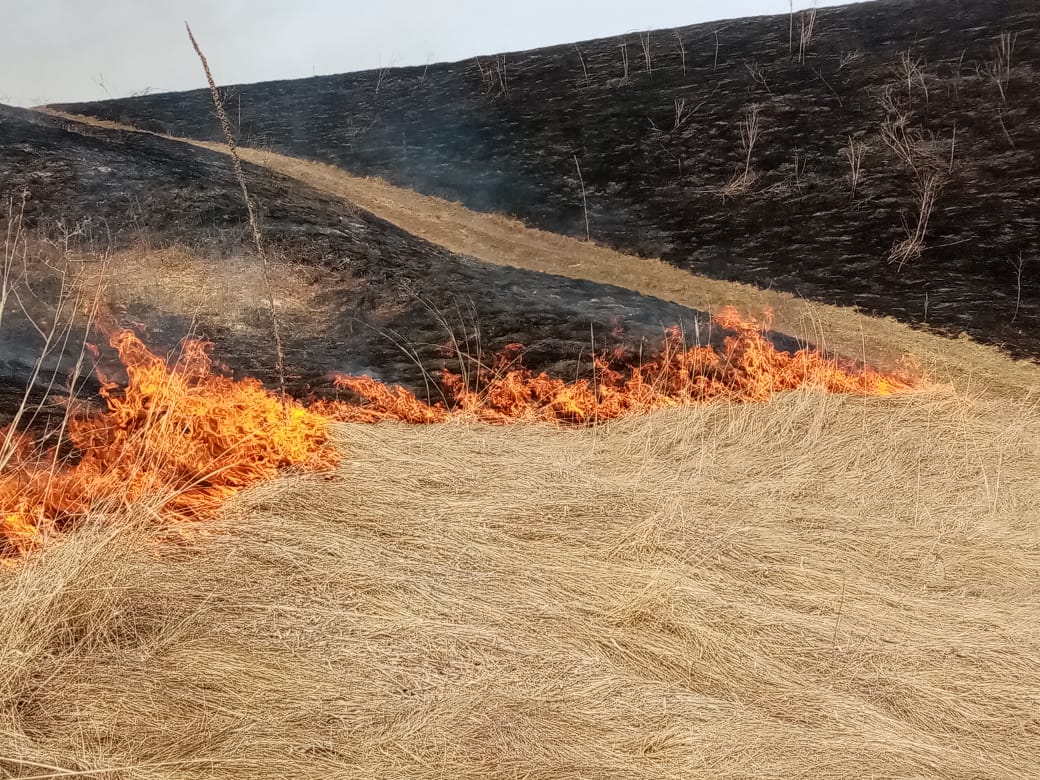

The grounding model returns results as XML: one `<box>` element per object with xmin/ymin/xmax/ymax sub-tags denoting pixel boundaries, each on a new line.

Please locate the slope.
<box><xmin>0</xmin><ymin>103</ymin><xmax>711</xmax><ymax>408</ymax></box>
<box><xmin>56</xmin><ymin>0</ymin><xmax>1040</xmax><ymax>361</ymax></box>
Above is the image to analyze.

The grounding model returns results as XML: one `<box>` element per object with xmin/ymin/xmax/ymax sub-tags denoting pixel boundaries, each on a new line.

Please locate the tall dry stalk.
<box><xmin>983</xmin><ymin>31</ymin><xmax>1017</xmax><ymax>106</ymax></box>
<box><xmin>639</xmin><ymin>32</ymin><xmax>653</xmax><ymax>75</ymax></box>
<box><xmin>722</xmin><ymin>106</ymin><xmax>762</xmax><ymax>196</ymax></box>
<box><xmin>574</xmin><ymin>155</ymin><xmax>591</xmax><ymax>241</ymax></box>
<box><xmin>841</xmin><ymin>136</ymin><xmax>866</xmax><ymax>199</ymax></box>
<box><xmin>185</xmin><ymin>22</ymin><xmax>287</xmax><ymax>401</ymax></box>
<box><xmin>798</xmin><ymin>5</ymin><xmax>818</xmax><ymax>64</ymax></box>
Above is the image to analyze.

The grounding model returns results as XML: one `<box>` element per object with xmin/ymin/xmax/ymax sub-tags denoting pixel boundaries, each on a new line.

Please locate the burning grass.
<box><xmin>0</xmin><ymin>308</ymin><xmax>918</xmax><ymax>557</ymax></box>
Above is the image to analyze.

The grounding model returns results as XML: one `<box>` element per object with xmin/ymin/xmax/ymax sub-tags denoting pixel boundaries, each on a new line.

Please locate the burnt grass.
<box><xmin>59</xmin><ymin>0</ymin><xmax>1040</xmax><ymax>360</ymax></box>
<box><xmin>0</xmin><ymin>104</ymin><xmax>729</xmax><ymax>419</ymax></box>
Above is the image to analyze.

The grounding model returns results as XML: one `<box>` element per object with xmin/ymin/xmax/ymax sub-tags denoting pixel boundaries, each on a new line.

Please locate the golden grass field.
<box><xmin>2</xmin><ymin>388</ymin><xmax>1039</xmax><ymax>778</ymax></box>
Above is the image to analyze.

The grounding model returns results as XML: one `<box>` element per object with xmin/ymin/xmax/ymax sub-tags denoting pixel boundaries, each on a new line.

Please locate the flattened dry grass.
<box><xmin>1</xmin><ymin>389</ymin><xmax>1039</xmax><ymax>779</ymax></box>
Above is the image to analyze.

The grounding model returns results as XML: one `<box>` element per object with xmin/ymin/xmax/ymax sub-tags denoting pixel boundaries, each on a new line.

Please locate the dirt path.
<box><xmin>40</xmin><ymin>109</ymin><xmax>1040</xmax><ymax>399</ymax></box>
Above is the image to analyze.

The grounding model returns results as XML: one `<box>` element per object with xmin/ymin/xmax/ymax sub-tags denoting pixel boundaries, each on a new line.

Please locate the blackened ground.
<box><xmin>59</xmin><ymin>0</ymin><xmax>1040</xmax><ymax>360</ymax></box>
<box><xmin>0</xmin><ymin>105</ymin><xmax>727</xmax><ymax>414</ymax></box>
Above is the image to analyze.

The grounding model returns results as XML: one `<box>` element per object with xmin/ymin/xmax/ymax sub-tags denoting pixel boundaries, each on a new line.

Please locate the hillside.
<box><xmin>0</xmin><ymin>104</ymin><xmax>712</xmax><ymax>411</ymax></box>
<box><xmin>2</xmin><ymin>2</ymin><xmax>1040</xmax><ymax>777</ymax></box>
<box><xmin>59</xmin><ymin>0</ymin><xmax>1040</xmax><ymax>361</ymax></box>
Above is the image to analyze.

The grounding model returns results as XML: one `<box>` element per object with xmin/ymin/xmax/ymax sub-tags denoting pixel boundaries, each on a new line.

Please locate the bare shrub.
<box><xmin>722</xmin><ymin>106</ymin><xmax>763</xmax><ymax>196</ymax></box>
<box><xmin>899</xmin><ymin>49</ymin><xmax>929</xmax><ymax>105</ymax></box>
<box><xmin>745</xmin><ymin>61</ymin><xmax>772</xmax><ymax>95</ymax></box>
<box><xmin>838</xmin><ymin>50</ymin><xmax>863</xmax><ymax>71</ymax></box>
<box><xmin>878</xmin><ymin>88</ymin><xmax>950</xmax><ymax>266</ymax></box>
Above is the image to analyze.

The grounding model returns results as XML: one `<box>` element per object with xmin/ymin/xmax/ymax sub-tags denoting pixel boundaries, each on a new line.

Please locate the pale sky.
<box><xmin>3</xmin><ymin>0</ymin><xmax>866</xmax><ymax>107</ymax></box>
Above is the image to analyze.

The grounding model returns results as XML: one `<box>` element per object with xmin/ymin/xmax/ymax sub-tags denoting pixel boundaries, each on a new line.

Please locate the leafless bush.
<box><xmin>840</xmin><ymin>136</ymin><xmax>866</xmax><ymax>199</ymax></box>
<box><xmin>745</xmin><ymin>61</ymin><xmax>772</xmax><ymax>95</ymax></box>
<box><xmin>672</xmin><ymin>98</ymin><xmax>694</xmax><ymax>131</ymax></box>
<box><xmin>899</xmin><ymin>49</ymin><xmax>929</xmax><ymax>106</ymax></box>
<box><xmin>374</xmin><ymin>66</ymin><xmax>391</xmax><ymax>97</ymax></box>
<box><xmin>722</xmin><ymin>106</ymin><xmax>762</xmax><ymax>196</ymax></box>
<box><xmin>838</xmin><ymin>50</ymin><xmax>863</xmax><ymax>71</ymax></box>
<box><xmin>888</xmin><ymin>174</ymin><xmax>941</xmax><ymax>268</ymax></box>
<box><xmin>878</xmin><ymin>88</ymin><xmax>950</xmax><ymax>266</ymax></box>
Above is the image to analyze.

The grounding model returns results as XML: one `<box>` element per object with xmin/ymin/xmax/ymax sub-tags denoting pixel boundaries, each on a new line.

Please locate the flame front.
<box><xmin>0</xmin><ymin>330</ymin><xmax>337</xmax><ymax>555</ymax></box>
<box><xmin>0</xmin><ymin>308</ymin><xmax>916</xmax><ymax>557</ymax></box>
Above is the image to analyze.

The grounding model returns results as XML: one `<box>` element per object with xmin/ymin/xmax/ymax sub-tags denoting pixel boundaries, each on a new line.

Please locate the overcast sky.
<box><xmin>3</xmin><ymin>0</ymin><xmax>865</xmax><ymax>107</ymax></box>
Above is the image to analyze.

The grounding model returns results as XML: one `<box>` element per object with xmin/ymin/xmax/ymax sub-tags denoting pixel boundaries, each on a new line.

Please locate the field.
<box><xmin>2</xmin><ymin>0</ymin><xmax>1040</xmax><ymax>777</ymax></box>
<box><xmin>3</xmin><ymin>392</ymin><xmax>1039</xmax><ymax>778</ymax></box>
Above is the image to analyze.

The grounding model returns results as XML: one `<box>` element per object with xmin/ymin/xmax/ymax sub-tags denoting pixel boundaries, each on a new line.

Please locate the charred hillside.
<box><xmin>0</xmin><ymin>104</ymin><xmax>710</xmax><ymax>413</ymax></box>
<box><xmin>59</xmin><ymin>0</ymin><xmax>1040</xmax><ymax>360</ymax></box>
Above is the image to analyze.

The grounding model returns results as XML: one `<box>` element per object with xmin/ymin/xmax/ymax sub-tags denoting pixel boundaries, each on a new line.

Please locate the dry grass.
<box><xmin>2</xmin><ymin>388</ymin><xmax>1038</xmax><ymax>778</ymax></box>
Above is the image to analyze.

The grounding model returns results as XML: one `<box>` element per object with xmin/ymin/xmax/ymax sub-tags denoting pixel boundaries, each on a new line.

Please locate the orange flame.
<box><xmin>322</xmin><ymin>307</ymin><xmax>914</xmax><ymax>425</ymax></box>
<box><xmin>0</xmin><ymin>308</ymin><xmax>916</xmax><ymax>557</ymax></box>
<box><xmin>0</xmin><ymin>330</ymin><xmax>337</xmax><ymax>555</ymax></box>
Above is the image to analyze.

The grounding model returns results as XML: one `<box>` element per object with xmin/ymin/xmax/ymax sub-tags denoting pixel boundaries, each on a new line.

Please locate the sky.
<box><xmin>3</xmin><ymin>0</ymin><xmax>866</xmax><ymax>107</ymax></box>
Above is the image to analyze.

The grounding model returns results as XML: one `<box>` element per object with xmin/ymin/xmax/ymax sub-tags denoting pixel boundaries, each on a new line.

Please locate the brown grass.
<box><xmin>1</xmin><ymin>389</ymin><xmax>1038</xmax><ymax>778</ymax></box>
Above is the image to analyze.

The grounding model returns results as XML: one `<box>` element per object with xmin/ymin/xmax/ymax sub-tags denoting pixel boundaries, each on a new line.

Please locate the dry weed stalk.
<box><xmin>574</xmin><ymin>46</ymin><xmax>590</xmax><ymax>86</ymax></box>
<box><xmin>899</xmin><ymin>49</ymin><xmax>929</xmax><ymax>106</ymax></box>
<box><xmin>888</xmin><ymin>174</ymin><xmax>941</xmax><ymax>268</ymax></box>
<box><xmin>185</xmin><ymin>23</ymin><xmax>287</xmax><ymax>402</ymax></box>
<box><xmin>983</xmin><ymin>31</ymin><xmax>1017</xmax><ymax>106</ymax></box>
<box><xmin>0</xmin><ymin>202</ymin><xmax>105</xmax><ymax>486</ymax></box>
<box><xmin>475</xmin><ymin>56</ymin><xmax>508</xmax><ymax>98</ymax></box>
<box><xmin>639</xmin><ymin>32</ymin><xmax>653</xmax><ymax>75</ymax></box>
<box><xmin>841</xmin><ymin>136</ymin><xmax>866</xmax><ymax>199</ymax></box>
<box><xmin>723</xmin><ymin>106</ymin><xmax>762</xmax><ymax>196</ymax></box>
<box><xmin>374</xmin><ymin>66</ymin><xmax>391</xmax><ymax>96</ymax></box>
<box><xmin>675</xmin><ymin>31</ymin><xmax>687</xmax><ymax>76</ymax></box>
<box><xmin>573</xmin><ymin>155</ymin><xmax>591</xmax><ymax>241</ymax></box>
<box><xmin>838</xmin><ymin>49</ymin><xmax>863</xmax><ymax>71</ymax></box>
<box><xmin>798</xmin><ymin>5</ymin><xmax>818</xmax><ymax>64</ymax></box>
<box><xmin>1009</xmin><ymin>253</ymin><xmax>1026</xmax><ymax>322</ymax></box>
<box><xmin>878</xmin><ymin>88</ymin><xmax>950</xmax><ymax>266</ymax></box>
<box><xmin>672</xmin><ymin>98</ymin><xmax>692</xmax><ymax>131</ymax></box>
<box><xmin>745</xmin><ymin>61</ymin><xmax>772</xmax><ymax>95</ymax></box>
<box><xmin>619</xmin><ymin>41</ymin><xmax>630</xmax><ymax>83</ymax></box>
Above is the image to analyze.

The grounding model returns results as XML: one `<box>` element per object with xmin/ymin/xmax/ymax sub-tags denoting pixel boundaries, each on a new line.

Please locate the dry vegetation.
<box><xmin>1</xmin><ymin>390</ymin><xmax>1038</xmax><ymax>778</ymax></box>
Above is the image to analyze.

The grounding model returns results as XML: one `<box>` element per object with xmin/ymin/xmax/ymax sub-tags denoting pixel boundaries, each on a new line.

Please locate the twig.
<box><xmin>1009</xmin><ymin>254</ymin><xmax>1025</xmax><ymax>322</ymax></box>
<box><xmin>574</xmin><ymin>155</ymin><xmax>591</xmax><ymax>241</ymax></box>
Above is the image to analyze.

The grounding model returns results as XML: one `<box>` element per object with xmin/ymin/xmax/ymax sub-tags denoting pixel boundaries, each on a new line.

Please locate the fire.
<box><xmin>0</xmin><ymin>308</ymin><xmax>916</xmax><ymax>557</ymax></box>
<box><xmin>323</xmin><ymin>307</ymin><xmax>913</xmax><ymax>425</ymax></box>
<box><xmin>0</xmin><ymin>330</ymin><xmax>337</xmax><ymax>555</ymax></box>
